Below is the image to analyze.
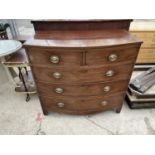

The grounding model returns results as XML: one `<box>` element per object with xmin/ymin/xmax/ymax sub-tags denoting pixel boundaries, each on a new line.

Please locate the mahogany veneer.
<box><xmin>24</xmin><ymin>20</ymin><xmax>142</xmax><ymax>115</ymax></box>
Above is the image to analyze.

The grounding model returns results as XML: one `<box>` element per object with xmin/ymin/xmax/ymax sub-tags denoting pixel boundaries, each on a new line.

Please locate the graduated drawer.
<box><xmin>39</xmin><ymin>93</ymin><xmax>125</xmax><ymax>115</ymax></box>
<box><xmin>27</xmin><ymin>48</ymin><xmax>83</xmax><ymax>67</ymax></box>
<box><xmin>86</xmin><ymin>47</ymin><xmax>139</xmax><ymax>65</ymax></box>
<box><xmin>136</xmin><ymin>48</ymin><xmax>155</xmax><ymax>63</ymax></box>
<box><xmin>32</xmin><ymin>63</ymin><xmax>134</xmax><ymax>84</ymax></box>
<box><xmin>37</xmin><ymin>80</ymin><xmax>128</xmax><ymax>97</ymax></box>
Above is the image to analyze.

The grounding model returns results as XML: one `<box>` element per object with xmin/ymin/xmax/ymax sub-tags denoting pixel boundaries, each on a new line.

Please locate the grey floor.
<box><xmin>0</xmin><ymin>81</ymin><xmax>155</xmax><ymax>135</ymax></box>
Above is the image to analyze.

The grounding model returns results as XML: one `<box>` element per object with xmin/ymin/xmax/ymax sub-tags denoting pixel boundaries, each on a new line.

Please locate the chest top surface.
<box><xmin>24</xmin><ymin>30</ymin><xmax>142</xmax><ymax>49</ymax></box>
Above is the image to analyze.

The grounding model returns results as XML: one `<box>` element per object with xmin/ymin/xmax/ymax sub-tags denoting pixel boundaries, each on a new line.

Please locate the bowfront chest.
<box><xmin>24</xmin><ymin>20</ymin><xmax>142</xmax><ymax>115</ymax></box>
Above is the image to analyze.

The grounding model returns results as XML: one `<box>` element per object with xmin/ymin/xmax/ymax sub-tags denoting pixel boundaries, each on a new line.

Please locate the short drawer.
<box><xmin>37</xmin><ymin>80</ymin><xmax>128</xmax><ymax>97</ymax></box>
<box><xmin>32</xmin><ymin>63</ymin><xmax>134</xmax><ymax>84</ymax></box>
<box><xmin>39</xmin><ymin>93</ymin><xmax>125</xmax><ymax>115</ymax></box>
<box><xmin>86</xmin><ymin>47</ymin><xmax>139</xmax><ymax>65</ymax></box>
<box><xmin>27</xmin><ymin>48</ymin><xmax>83</xmax><ymax>67</ymax></box>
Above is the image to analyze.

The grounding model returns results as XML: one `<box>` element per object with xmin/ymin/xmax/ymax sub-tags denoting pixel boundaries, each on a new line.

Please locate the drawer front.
<box><xmin>136</xmin><ymin>48</ymin><xmax>155</xmax><ymax>63</ymax></box>
<box><xmin>37</xmin><ymin>80</ymin><xmax>128</xmax><ymax>97</ymax></box>
<box><xmin>131</xmin><ymin>32</ymin><xmax>155</xmax><ymax>48</ymax></box>
<box><xmin>27</xmin><ymin>48</ymin><xmax>83</xmax><ymax>67</ymax></box>
<box><xmin>86</xmin><ymin>47</ymin><xmax>139</xmax><ymax>65</ymax></box>
<box><xmin>40</xmin><ymin>93</ymin><xmax>125</xmax><ymax>114</ymax></box>
<box><xmin>32</xmin><ymin>63</ymin><xmax>134</xmax><ymax>84</ymax></box>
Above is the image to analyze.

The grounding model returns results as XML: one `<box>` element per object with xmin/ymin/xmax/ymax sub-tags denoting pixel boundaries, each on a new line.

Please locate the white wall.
<box><xmin>15</xmin><ymin>19</ymin><xmax>34</xmax><ymax>35</ymax></box>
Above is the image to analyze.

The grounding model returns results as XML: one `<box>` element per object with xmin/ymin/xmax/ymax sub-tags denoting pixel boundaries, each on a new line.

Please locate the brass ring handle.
<box><xmin>101</xmin><ymin>100</ymin><xmax>108</xmax><ymax>106</ymax></box>
<box><xmin>55</xmin><ymin>88</ymin><xmax>64</xmax><ymax>94</ymax></box>
<box><xmin>106</xmin><ymin>70</ymin><xmax>115</xmax><ymax>77</ymax></box>
<box><xmin>53</xmin><ymin>72</ymin><xmax>62</xmax><ymax>79</ymax></box>
<box><xmin>57</xmin><ymin>102</ymin><xmax>65</xmax><ymax>108</ymax></box>
<box><xmin>50</xmin><ymin>55</ymin><xmax>60</xmax><ymax>64</ymax></box>
<box><xmin>103</xmin><ymin>86</ymin><xmax>111</xmax><ymax>92</ymax></box>
<box><xmin>108</xmin><ymin>53</ymin><xmax>118</xmax><ymax>62</ymax></box>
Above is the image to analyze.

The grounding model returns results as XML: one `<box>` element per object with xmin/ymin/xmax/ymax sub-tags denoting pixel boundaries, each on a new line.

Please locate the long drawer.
<box><xmin>36</xmin><ymin>80</ymin><xmax>128</xmax><ymax>97</ymax></box>
<box><xmin>32</xmin><ymin>63</ymin><xmax>134</xmax><ymax>84</ymax></box>
<box><xmin>39</xmin><ymin>93</ymin><xmax>125</xmax><ymax>115</ymax></box>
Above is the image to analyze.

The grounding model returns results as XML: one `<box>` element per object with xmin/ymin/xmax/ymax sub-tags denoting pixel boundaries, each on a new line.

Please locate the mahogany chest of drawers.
<box><xmin>24</xmin><ymin>20</ymin><xmax>142</xmax><ymax>115</ymax></box>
